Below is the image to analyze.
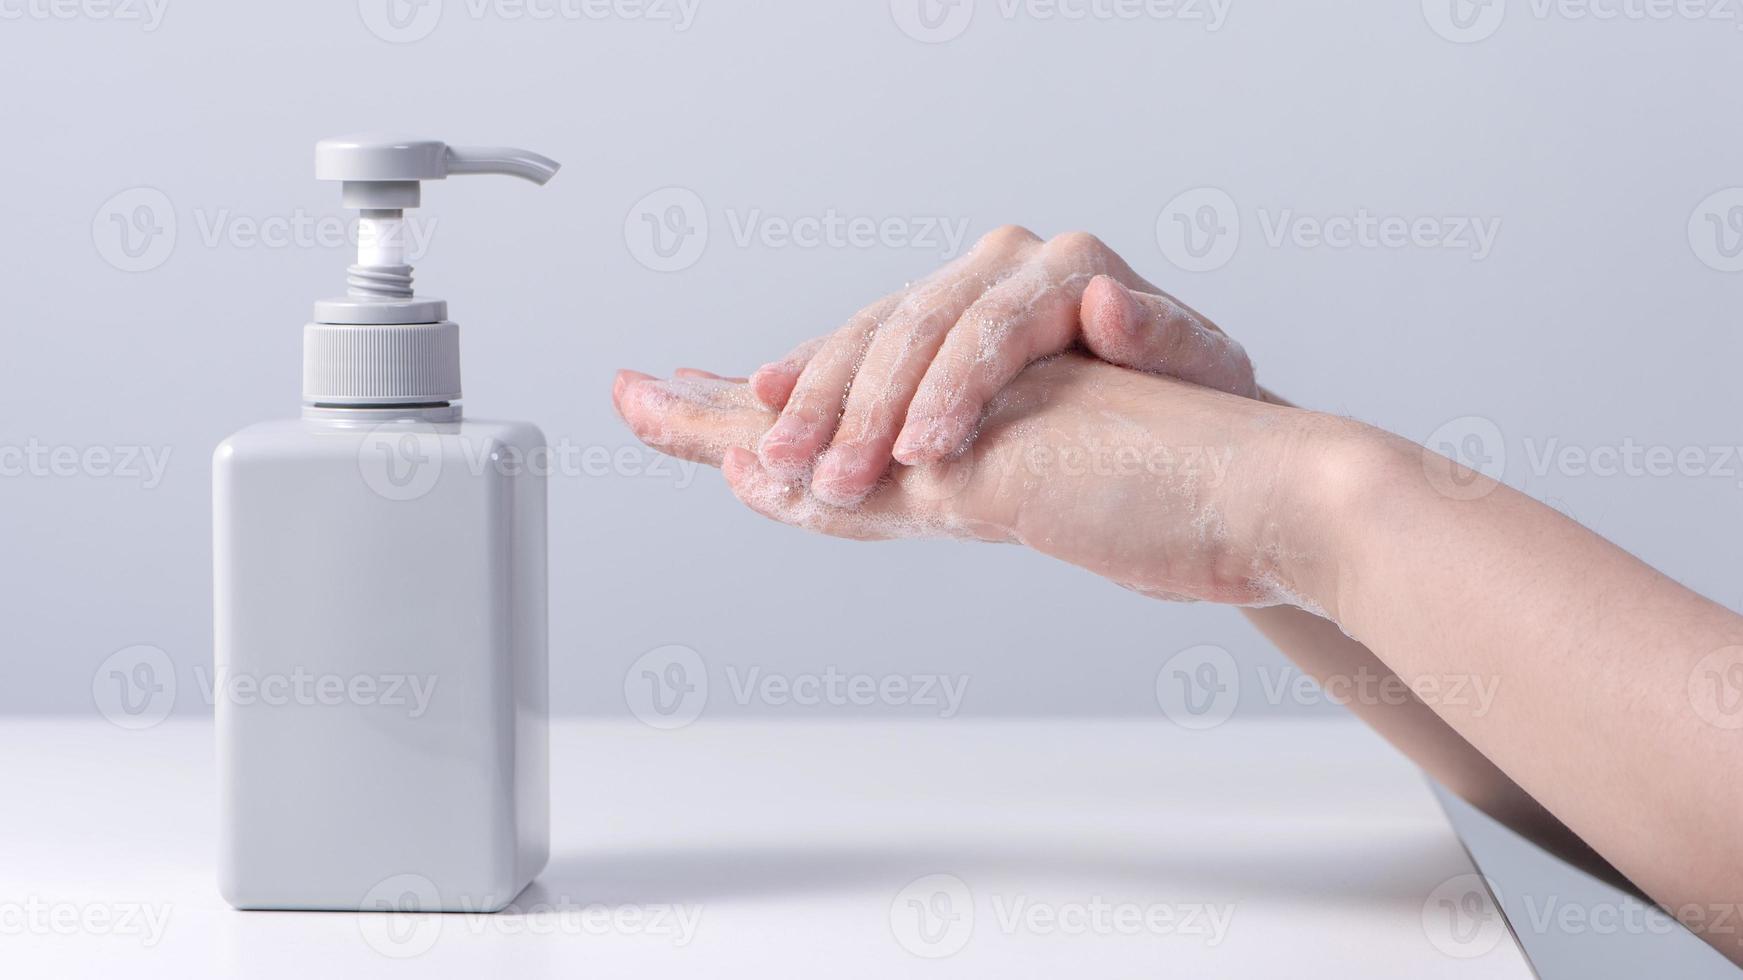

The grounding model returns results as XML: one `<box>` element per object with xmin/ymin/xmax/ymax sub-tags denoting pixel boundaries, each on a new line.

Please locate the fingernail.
<box><xmin>1103</xmin><ymin>279</ymin><xmax>1143</xmax><ymax>337</ymax></box>
<box><xmin>749</xmin><ymin>364</ymin><xmax>787</xmax><ymax>408</ymax></box>
<box><xmin>722</xmin><ymin>446</ymin><xmax>758</xmax><ymax>480</ymax></box>
<box><xmin>613</xmin><ymin>369</ymin><xmax>655</xmax><ymax>403</ymax></box>
<box><xmin>810</xmin><ymin>445</ymin><xmax>871</xmax><ymax>507</ymax></box>
<box><xmin>894</xmin><ymin>413</ymin><xmax>972</xmax><ymax>464</ymax></box>
<box><xmin>891</xmin><ymin>423</ymin><xmax>930</xmax><ymax>465</ymax></box>
<box><xmin>758</xmin><ymin>417</ymin><xmax>814</xmax><ymax>466</ymax></box>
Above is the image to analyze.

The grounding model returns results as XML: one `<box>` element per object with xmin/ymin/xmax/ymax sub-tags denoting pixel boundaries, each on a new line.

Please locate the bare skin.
<box><xmin>614</xmin><ymin>229</ymin><xmax>1743</xmax><ymax>963</ymax></box>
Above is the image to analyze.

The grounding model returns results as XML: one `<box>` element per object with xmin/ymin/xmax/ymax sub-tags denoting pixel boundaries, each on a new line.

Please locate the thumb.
<box><xmin>1078</xmin><ymin>275</ymin><xmax>1257</xmax><ymax>399</ymax></box>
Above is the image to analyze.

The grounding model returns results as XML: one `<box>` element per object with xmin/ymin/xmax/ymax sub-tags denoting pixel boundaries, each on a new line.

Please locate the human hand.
<box><xmin>614</xmin><ymin>353</ymin><xmax>1345</xmax><ymax>607</ymax></box>
<box><xmin>746</xmin><ymin>227</ymin><xmax>1260</xmax><ymax>506</ymax></box>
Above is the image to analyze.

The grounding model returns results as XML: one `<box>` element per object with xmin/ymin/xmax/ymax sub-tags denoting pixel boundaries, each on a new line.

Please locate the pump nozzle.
<box><xmin>315</xmin><ymin>137</ymin><xmax>561</xmax><ymax>208</ymax></box>
<box><xmin>443</xmin><ymin>146</ymin><xmax>561</xmax><ymax>184</ymax></box>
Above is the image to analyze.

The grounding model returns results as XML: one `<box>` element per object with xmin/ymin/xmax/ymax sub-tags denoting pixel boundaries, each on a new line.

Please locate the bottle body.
<box><xmin>213</xmin><ymin>408</ymin><xmax>548</xmax><ymax>911</ymax></box>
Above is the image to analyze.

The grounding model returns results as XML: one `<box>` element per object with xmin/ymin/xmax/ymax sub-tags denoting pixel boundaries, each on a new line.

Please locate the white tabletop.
<box><xmin>0</xmin><ymin>717</ymin><xmax>1530</xmax><ymax>978</ymax></box>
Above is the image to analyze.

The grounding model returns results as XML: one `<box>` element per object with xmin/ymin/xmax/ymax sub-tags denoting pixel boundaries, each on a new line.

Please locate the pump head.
<box><xmin>302</xmin><ymin>136</ymin><xmax>560</xmax><ymax>407</ymax></box>
<box><xmin>312</xmin><ymin>137</ymin><xmax>561</xmax><ymax>325</ymax></box>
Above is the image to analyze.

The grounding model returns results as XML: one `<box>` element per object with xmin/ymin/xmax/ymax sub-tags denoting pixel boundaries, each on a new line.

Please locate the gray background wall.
<box><xmin>4</xmin><ymin>1</ymin><xmax>1742</xmax><ymax>974</ymax></box>
<box><xmin>6</xmin><ymin>0</ymin><xmax>1741</xmax><ymax>721</ymax></box>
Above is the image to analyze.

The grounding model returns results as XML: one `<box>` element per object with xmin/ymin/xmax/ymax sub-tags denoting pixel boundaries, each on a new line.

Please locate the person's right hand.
<box><xmin>745</xmin><ymin>226</ymin><xmax>1262</xmax><ymax>505</ymax></box>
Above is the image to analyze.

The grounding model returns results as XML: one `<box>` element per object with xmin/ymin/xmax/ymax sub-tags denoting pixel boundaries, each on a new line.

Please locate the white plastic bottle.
<box><xmin>213</xmin><ymin>137</ymin><xmax>557</xmax><ymax>912</ymax></box>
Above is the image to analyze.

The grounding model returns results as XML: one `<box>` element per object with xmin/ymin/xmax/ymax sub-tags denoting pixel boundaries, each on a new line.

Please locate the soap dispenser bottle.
<box><xmin>214</xmin><ymin>137</ymin><xmax>557</xmax><ymax>912</ymax></box>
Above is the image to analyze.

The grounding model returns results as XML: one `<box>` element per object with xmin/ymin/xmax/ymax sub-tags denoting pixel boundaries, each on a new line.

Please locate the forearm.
<box><xmin>1243</xmin><ymin>387</ymin><xmax>1621</xmax><ymax>881</ymax></box>
<box><xmin>1283</xmin><ymin>420</ymin><xmax>1743</xmax><ymax>956</ymax></box>
<box><xmin>1239</xmin><ymin>603</ymin><xmax>1635</xmax><ymax>893</ymax></box>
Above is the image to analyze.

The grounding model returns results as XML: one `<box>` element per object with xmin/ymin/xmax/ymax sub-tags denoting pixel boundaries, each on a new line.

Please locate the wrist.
<box><xmin>1252</xmin><ymin>412</ymin><xmax>1404</xmax><ymax>621</ymax></box>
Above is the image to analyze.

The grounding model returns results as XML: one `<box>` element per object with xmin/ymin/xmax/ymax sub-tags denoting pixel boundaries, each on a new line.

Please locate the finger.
<box><xmin>894</xmin><ymin>232</ymin><xmax>1117</xmax><ymax>464</ymax></box>
<box><xmin>613</xmin><ymin>369</ymin><xmax>774</xmax><ymax>467</ymax></box>
<box><xmin>724</xmin><ymin>447</ymin><xmax>921</xmax><ymax>541</ymax></box>
<box><xmin>1078</xmin><ymin>275</ymin><xmax>1256</xmax><ymax>398</ymax></box>
<box><xmin>756</xmin><ymin>295</ymin><xmax>901</xmax><ymax>476</ymax></box>
<box><xmin>749</xmin><ymin>337</ymin><xmax>826</xmax><ymax>409</ymax></box>
<box><xmin>811</xmin><ymin>226</ymin><xmax>1042</xmax><ymax>505</ymax></box>
<box><xmin>672</xmin><ymin>367</ymin><xmax>750</xmax><ymax>383</ymax></box>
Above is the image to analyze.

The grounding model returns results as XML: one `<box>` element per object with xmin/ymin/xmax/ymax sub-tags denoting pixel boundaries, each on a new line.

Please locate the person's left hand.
<box><xmin>613</xmin><ymin>353</ymin><xmax>1346</xmax><ymax>607</ymax></box>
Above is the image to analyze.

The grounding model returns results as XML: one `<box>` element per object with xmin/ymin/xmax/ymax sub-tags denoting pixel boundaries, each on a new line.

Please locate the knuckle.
<box><xmin>976</xmin><ymin>223</ymin><xmax>1042</xmax><ymax>254</ymax></box>
<box><xmin>1044</xmin><ymin>230</ymin><xmax>1108</xmax><ymax>260</ymax></box>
